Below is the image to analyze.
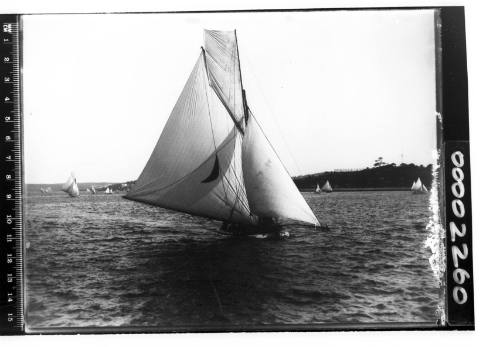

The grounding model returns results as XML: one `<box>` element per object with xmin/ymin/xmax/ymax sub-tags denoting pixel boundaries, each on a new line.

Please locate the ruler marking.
<box><xmin>0</xmin><ymin>15</ymin><xmax>24</xmax><ymax>334</ymax></box>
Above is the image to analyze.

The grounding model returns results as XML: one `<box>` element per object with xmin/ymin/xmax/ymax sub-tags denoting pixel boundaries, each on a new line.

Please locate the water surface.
<box><xmin>25</xmin><ymin>191</ymin><xmax>439</xmax><ymax>330</ymax></box>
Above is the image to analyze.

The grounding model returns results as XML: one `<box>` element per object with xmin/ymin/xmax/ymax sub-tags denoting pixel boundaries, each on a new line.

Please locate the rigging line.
<box><xmin>128</xmin><ymin>132</ymin><xmax>238</xmax><ymax>196</ymax></box>
<box><xmin>131</xmin><ymin>53</ymin><xmax>202</xmax><ymax>190</ymax></box>
<box><xmin>234</xmin><ymin>30</ymin><xmax>245</xmax><ymax>114</ymax></box>
<box><xmin>201</xmin><ymin>50</ymin><xmax>219</xmax><ymax>154</ymax></box>
<box><xmin>243</xmin><ymin>54</ymin><xmax>304</xmax><ymax>176</ymax></box>
<box><xmin>225</xmin><ymin>131</ymin><xmax>240</xmax><ymax>221</ymax></box>
<box><xmin>224</xmin><ymin>133</ymin><xmax>246</xmax><ymax>196</ymax></box>
<box><xmin>248</xmin><ymin>109</ymin><xmax>295</xmax><ymax>179</ymax></box>
<box><xmin>218</xmin><ymin>149</ymin><xmax>252</xmax><ymax>217</ymax></box>
<box><xmin>201</xmin><ymin>47</ymin><xmax>230</xmax><ymax>204</ymax></box>
<box><xmin>232</xmin><ymin>31</ymin><xmax>238</xmax><ymax>122</ymax></box>
<box><xmin>223</xmin><ymin>157</ymin><xmax>252</xmax><ymax>217</ymax></box>
<box><xmin>207</xmin><ymin>73</ymin><xmax>245</xmax><ymax>134</ymax></box>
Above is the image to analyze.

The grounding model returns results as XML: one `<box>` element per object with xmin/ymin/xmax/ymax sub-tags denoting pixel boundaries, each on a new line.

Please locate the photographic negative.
<box><xmin>0</xmin><ymin>6</ymin><xmax>473</xmax><ymax>334</ymax></box>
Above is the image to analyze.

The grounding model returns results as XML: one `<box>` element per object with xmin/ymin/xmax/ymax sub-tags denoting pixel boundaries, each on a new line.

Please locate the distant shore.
<box><xmin>293</xmin><ymin>163</ymin><xmax>432</xmax><ymax>191</ymax></box>
<box><xmin>28</xmin><ymin>163</ymin><xmax>432</xmax><ymax>194</ymax></box>
<box><xmin>300</xmin><ymin>187</ymin><xmax>411</xmax><ymax>192</ymax></box>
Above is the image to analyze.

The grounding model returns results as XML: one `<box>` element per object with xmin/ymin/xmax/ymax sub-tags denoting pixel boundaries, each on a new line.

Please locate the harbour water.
<box><xmin>25</xmin><ymin>190</ymin><xmax>440</xmax><ymax>330</ymax></box>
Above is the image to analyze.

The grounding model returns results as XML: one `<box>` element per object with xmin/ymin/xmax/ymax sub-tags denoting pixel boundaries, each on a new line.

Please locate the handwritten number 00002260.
<box><xmin>449</xmin><ymin>151</ymin><xmax>470</xmax><ymax>305</ymax></box>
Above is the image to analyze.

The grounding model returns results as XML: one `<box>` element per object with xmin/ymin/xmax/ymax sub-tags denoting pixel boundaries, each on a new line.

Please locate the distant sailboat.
<box><xmin>321</xmin><ymin>180</ymin><xmax>333</xmax><ymax>193</ymax></box>
<box><xmin>61</xmin><ymin>173</ymin><xmax>79</xmax><ymax>197</ymax></box>
<box><xmin>315</xmin><ymin>184</ymin><xmax>321</xmax><ymax>194</ymax></box>
<box><xmin>125</xmin><ymin>30</ymin><xmax>320</xmax><ymax>234</ymax></box>
<box><xmin>105</xmin><ymin>187</ymin><xmax>111</xmax><ymax>194</ymax></box>
<box><xmin>411</xmin><ymin>177</ymin><xmax>428</xmax><ymax>194</ymax></box>
<box><xmin>91</xmin><ymin>185</ymin><xmax>96</xmax><ymax>194</ymax></box>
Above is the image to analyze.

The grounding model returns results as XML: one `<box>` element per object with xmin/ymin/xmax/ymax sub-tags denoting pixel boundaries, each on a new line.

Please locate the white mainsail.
<box><xmin>414</xmin><ymin>178</ymin><xmax>423</xmax><ymax>190</ymax></box>
<box><xmin>61</xmin><ymin>173</ymin><xmax>79</xmax><ymax>197</ymax></box>
<box><xmin>126</xmin><ymin>29</ymin><xmax>319</xmax><ymax>227</ymax></box>
<box><xmin>105</xmin><ymin>187</ymin><xmax>111</xmax><ymax>194</ymax></box>
<box><xmin>322</xmin><ymin>180</ymin><xmax>333</xmax><ymax>192</ymax></box>
<box><xmin>91</xmin><ymin>185</ymin><xmax>96</xmax><ymax>194</ymax></box>
<box><xmin>410</xmin><ymin>181</ymin><xmax>416</xmax><ymax>190</ymax></box>
<box><xmin>315</xmin><ymin>184</ymin><xmax>321</xmax><ymax>193</ymax></box>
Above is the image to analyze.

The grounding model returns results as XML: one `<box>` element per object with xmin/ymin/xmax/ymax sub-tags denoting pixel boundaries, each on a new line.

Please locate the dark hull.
<box><xmin>221</xmin><ymin>222</ymin><xmax>289</xmax><ymax>239</ymax></box>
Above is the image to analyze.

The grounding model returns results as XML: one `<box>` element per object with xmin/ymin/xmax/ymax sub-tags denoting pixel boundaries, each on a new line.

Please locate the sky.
<box><xmin>23</xmin><ymin>10</ymin><xmax>438</xmax><ymax>184</ymax></box>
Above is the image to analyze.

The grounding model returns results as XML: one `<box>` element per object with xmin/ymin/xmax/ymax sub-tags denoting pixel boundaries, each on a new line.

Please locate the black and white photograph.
<box><xmin>5</xmin><ymin>7</ymin><xmax>464</xmax><ymax>333</ymax></box>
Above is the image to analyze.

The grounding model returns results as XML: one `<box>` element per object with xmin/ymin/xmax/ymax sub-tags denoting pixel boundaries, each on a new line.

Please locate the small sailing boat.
<box><xmin>125</xmin><ymin>30</ymin><xmax>320</xmax><ymax>235</ymax></box>
<box><xmin>321</xmin><ymin>180</ymin><xmax>333</xmax><ymax>193</ymax></box>
<box><xmin>105</xmin><ymin>187</ymin><xmax>111</xmax><ymax>194</ymax></box>
<box><xmin>61</xmin><ymin>172</ymin><xmax>79</xmax><ymax>197</ymax></box>
<box><xmin>315</xmin><ymin>184</ymin><xmax>321</xmax><ymax>194</ymax></box>
<box><xmin>91</xmin><ymin>185</ymin><xmax>96</xmax><ymax>194</ymax></box>
<box><xmin>411</xmin><ymin>177</ymin><xmax>428</xmax><ymax>194</ymax></box>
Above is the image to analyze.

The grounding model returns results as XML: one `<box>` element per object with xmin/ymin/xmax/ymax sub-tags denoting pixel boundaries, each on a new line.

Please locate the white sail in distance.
<box><xmin>61</xmin><ymin>172</ymin><xmax>79</xmax><ymax>197</ymax></box>
<box><xmin>315</xmin><ymin>184</ymin><xmax>321</xmax><ymax>193</ymax></box>
<box><xmin>322</xmin><ymin>180</ymin><xmax>333</xmax><ymax>192</ymax></box>
<box><xmin>126</xmin><ymin>29</ymin><xmax>319</xmax><ymax>227</ymax></box>
<box><xmin>411</xmin><ymin>177</ymin><xmax>428</xmax><ymax>193</ymax></box>
<box><xmin>414</xmin><ymin>178</ymin><xmax>423</xmax><ymax>190</ymax></box>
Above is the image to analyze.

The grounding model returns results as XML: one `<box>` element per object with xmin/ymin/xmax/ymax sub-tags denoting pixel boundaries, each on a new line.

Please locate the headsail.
<box><xmin>61</xmin><ymin>172</ymin><xmax>79</xmax><ymax>197</ymax></box>
<box><xmin>242</xmin><ymin>112</ymin><xmax>320</xmax><ymax>226</ymax></box>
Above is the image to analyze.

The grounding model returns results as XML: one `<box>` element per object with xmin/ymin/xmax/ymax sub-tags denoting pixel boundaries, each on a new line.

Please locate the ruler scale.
<box><xmin>0</xmin><ymin>14</ymin><xmax>23</xmax><ymax>335</ymax></box>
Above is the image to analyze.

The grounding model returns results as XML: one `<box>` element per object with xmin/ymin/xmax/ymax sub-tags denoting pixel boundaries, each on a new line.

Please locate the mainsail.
<box><xmin>315</xmin><ymin>184</ymin><xmax>321</xmax><ymax>193</ymax></box>
<box><xmin>322</xmin><ymin>180</ymin><xmax>333</xmax><ymax>192</ymax></box>
<box><xmin>126</xmin><ymin>29</ymin><xmax>319</xmax><ymax>227</ymax></box>
<box><xmin>414</xmin><ymin>178</ymin><xmax>423</xmax><ymax>190</ymax></box>
<box><xmin>61</xmin><ymin>173</ymin><xmax>79</xmax><ymax>197</ymax></box>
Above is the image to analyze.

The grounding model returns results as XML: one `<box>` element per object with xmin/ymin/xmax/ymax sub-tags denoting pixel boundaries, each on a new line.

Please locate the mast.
<box><xmin>201</xmin><ymin>46</ymin><xmax>244</xmax><ymax>135</ymax></box>
<box><xmin>234</xmin><ymin>30</ymin><xmax>250</xmax><ymax>125</ymax></box>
